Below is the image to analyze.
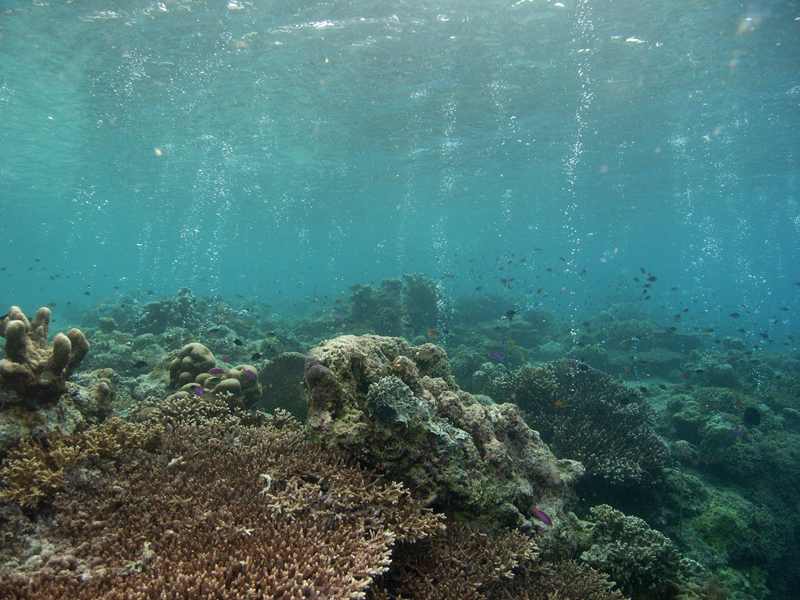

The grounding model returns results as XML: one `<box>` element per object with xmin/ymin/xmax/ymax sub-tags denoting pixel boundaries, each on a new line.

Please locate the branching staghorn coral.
<box><xmin>0</xmin><ymin>401</ymin><xmax>442</xmax><ymax>599</ymax></box>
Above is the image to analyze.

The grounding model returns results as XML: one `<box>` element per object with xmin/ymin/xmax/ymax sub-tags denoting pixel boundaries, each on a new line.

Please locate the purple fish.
<box><xmin>705</xmin><ymin>456</ymin><xmax>713</xmax><ymax>465</ymax></box>
<box><xmin>193</xmin><ymin>386</ymin><xmax>204</xmax><ymax>396</ymax></box>
<box><xmin>221</xmin><ymin>356</ymin><xmax>231</xmax><ymax>363</ymax></box>
<box><xmin>731</xmin><ymin>429</ymin><xmax>744</xmax><ymax>436</ymax></box>
<box><xmin>209</xmin><ymin>368</ymin><xmax>226</xmax><ymax>375</ymax></box>
<box><xmin>532</xmin><ymin>507</ymin><xmax>552</xmax><ymax>526</ymax></box>
<box><xmin>241</xmin><ymin>368</ymin><xmax>257</xmax><ymax>379</ymax></box>
<box><xmin>489</xmin><ymin>353</ymin><xmax>504</xmax><ymax>362</ymax></box>
<box><xmin>334</xmin><ymin>316</ymin><xmax>345</xmax><ymax>322</ymax></box>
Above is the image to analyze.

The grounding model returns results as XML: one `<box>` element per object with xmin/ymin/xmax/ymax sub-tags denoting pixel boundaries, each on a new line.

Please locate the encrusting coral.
<box><xmin>304</xmin><ymin>334</ymin><xmax>584</xmax><ymax>534</ymax></box>
<box><xmin>0</xmin><ymin>307</ymin><xmax>89</xmax><ymax>404</ymax></box>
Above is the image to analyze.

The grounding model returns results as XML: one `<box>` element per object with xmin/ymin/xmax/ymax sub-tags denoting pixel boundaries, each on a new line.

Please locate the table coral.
<box><xmin>304</xmin><ymin>334</ymin><xmax>584</xmax><ymax>534</ymax></box>
<box><xmin>0</xmin><ymin>306</ymin><xmax>89</xmax><ymax>405</ymax></box>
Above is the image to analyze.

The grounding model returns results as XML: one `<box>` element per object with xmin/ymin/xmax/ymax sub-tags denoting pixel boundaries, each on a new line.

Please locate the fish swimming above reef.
<box><xmin>489</xmin><ymin>353</ymin><xmax>504</xmax><ymax>362</ymax></box>
<box><xmin>532</xmin><ymin>507</ymin><xmax>552</xmax><ymax>526</ymax></box>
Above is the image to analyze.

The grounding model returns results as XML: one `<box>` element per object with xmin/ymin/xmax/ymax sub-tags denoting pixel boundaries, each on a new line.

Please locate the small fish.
<box><xmin>193</xmin><ymin>386</ymin><xmax>204</xmax><ymax>396</ymax></box>
<box><xmin>84</xmin><ymin>291</ymin><xmax>90</xmax><ymax>295</ymax></box>
<box><xmin>757</xmin><ymin>483</ymin><xmax>772</xmax><ymax>489</ymax></box>
<box><xmin>163</xmin><ymin>336</ymin><xmax>176</xmax><ymax>345</ymax></box>
<box><xmin>555</xmin><ymin>401</ymin><xmax>564</xmax><ymax>408</ymax></box>
<box><xmin>730</xmin><ymin>313</ymin><xmax>741</xmax><ymax>318</ymax></box>
<box><xmin>619</xmin><ymin>339</ymin><xmax>634</xmax><ymax>347</ymax></box>
<box><xmin>731</xmin><ymin>429</ymin><xmax>744</xmax><ymax>436</ymax></box>
<box><xmin>241</xmin><ymin>368</ymin><xmax>257</xmax><ymax>379</ymax></box>
<box><xmin>233</xmin><ymin>339</ymin><xmax>244</xmax><ymax>346</ymax></box>
<box><xmin>251</xmin><ymin>352</ymin><xmax>262</xmax><ymax>361</ymax></box>
<box><xmin>334</xmin><ymin>316</ymin><xmax>345</xmax><ymax>322</ymax></box>
<box><xmin>735</xmin><ymin>398</ymin><xmax>743</xmax><ymax>410</ymax></box>
<box><xmin>778</xmin><ymin>306</ymin><xmax>789</xmax><ymax>311</ymax></box>
<box><xmin>221</xmin><ymin>356</ymin><xmax>231</xmax><ymax>363</ymax></box>
<box><xmin>146</xmin><ymin>290</ymin><xmax>155</xmax><ymax>295</ymax></box>
<box><xmin>209</xmin><ymin>368</ymin><xmax>227</xmax><ymax>375</ymax></box>
<box><xmin>475</xmin><ymin>286</ymin><xmax>483</xmax><ymax>291</ymax></box>
<box><xmin>647</xmin><ymin>276</ymin><xmax>657</xmax><ymax>282</ymax></box>
<box><xmin>489</xmin><ymin>353</ymin><xmax>504</xmax><ymax>362</ymax></box>
<box><xmin>427</xmin><ymin>329</ymin><xmax>439</xmax><ymax>339</ymax></box>
<box><xmin>537</xmin><ymin>287</ymin><xmax>546</xmax><ymax>294</ymax></box>
<box><xmin>622</xmin><ymin>365</ymin><xmax>634</xmax><ymax>374</ymax></box>
<box><xmin>132</xmin><ymin>360</ymin><xmax>149</xmax><ymax>369</ymax></box>
<box><xmin>238</xmin><ymin>316</ymin><xmax>256</xmax><ymax>327</ymax></box>
<box><xmin>714</xmin><ymin>404</ymin><xmax>726</xmax><ymax>409</ymax></box>
<box><xmin>532</xmin><ymin>507</ymin><xmax>552</xmax><ymax>526</ymax></box>
<box><xmin>46</xmin><ymin>302</ymin><xmax>58</xmax><ymax>307</ymax></box>
<box><xmin>415</xmin><ymin>348</ymin><xmax>437</xmax><ymax>361</ymax></box>
<box><xmin>506</xmin><ymin>310</ymin><xmax>517</xmax><ymax>321</ymax></box>
<box><xmin>507</xmin><ymin>340</ymin><xmax>515</xmax><ymax>345</ymax></box>
<box><xmin>705</xmin><ymin>456</ymin><xmax>713</xmax><ymax>465</ymax></box>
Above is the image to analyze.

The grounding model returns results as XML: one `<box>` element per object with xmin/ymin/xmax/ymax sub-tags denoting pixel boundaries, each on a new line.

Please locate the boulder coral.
<box><xmin>0</xmin><ymin>306</ymin><xmax>89</xmax><ymax>405</ymax></box>
<box><xmin>168</xmin><ymin>342</ymin><xmax>215</xmax><ymax>389</ymax></box>
<box><xmin>304</xmin><ymin>334</ymin><xmax>584</xmax><ymax>533</ymax></box>
<box><xmin>169</xmin><ymin>363</ymin><xmax>262</xmax><ymax>410</ymax></box>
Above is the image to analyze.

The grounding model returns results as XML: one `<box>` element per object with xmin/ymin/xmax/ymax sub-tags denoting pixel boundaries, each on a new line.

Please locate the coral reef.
<box><xmin>485</xmin><ymin>360</ymin><xmax>672</xmax><ymax>495</ymax></box>
<box><xmin>0</xmin><ymin>307</ymin><xmax>89</xmax><ymax>405</ymax></box>
<box><xmin>580</xmin><ymin>504</ymin><xmax>701</xmax><ymax>598</ymax></box>
<box><xmin>304</xmin><ymin>334</ymin><xmax>584</xmax><ymax>533</ymax></box>
<box><xmin>0</xmin><ymin>403</ymin><xmax>440</xmax><ymax>599</ymax></box>
<box><xmin>0</xmin><ymin>418</ymin><xmax>160</xmax><ymax>507</ymax></box>
<box><xmin>257</xmin><ymin>351</ymin><xmax>307</xmax><ymax>419</ymax></box>
<box><xmin>167</xmin><ymin>342</ymin><xmax>216</xmax><ymax>388</ymax></box>
<box><xmin>401</xmin><ymin>273</ymin><xmax>443</xmax><ymax>336</ymax></box>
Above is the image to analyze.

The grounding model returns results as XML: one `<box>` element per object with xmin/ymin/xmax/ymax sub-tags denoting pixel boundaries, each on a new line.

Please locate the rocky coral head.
<box><xmin>0</xmin><ymin>306</ymin><xmax>90</xmax><ymax>404</ymax></box>
<box><xmin>304</xmin><ymin>355</ymin><xmax>339</xmax><ymax>428</ymax></box>
<box><xmin>168</xmin><ymin>343</ymin><xmax>215</xmax><ymax>388</ymax></box>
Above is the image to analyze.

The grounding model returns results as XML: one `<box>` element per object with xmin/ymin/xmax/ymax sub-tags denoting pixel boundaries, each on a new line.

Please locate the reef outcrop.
<box><xmin>304</xmin><ymin>334</ymin><xmax>584</xmax><ymax>533</ymax></box>
<box><xmin>0</xmin><ymin>307</ymin><xmax>89</xmax><ymax>405</ymax></box>
<box><xmin>485</xmin><ymin>359</ymin><xmax>672</xmax><ymax>500</ymax></box>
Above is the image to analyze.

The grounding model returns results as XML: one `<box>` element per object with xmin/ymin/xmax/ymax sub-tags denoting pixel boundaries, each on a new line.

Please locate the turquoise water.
<box><xmin>2</xmin><ymin>0</ymin><xmax>798</xmax><ymax>339</ymax></box>
<box><xmin>1</xmin><ymin>1</ymin><xmax>800</xmax><ymax>597</ymax></box>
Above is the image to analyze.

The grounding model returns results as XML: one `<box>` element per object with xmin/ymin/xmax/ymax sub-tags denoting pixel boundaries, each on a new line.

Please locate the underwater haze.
<box><xmin>1</xmin><ymin>0</ymin><xmax>798</xmax><ymax>337</ymax></box>
<box><xmin>2</xmin><ymin>1</ymin><xmax>800</xmax><ymax>598</ymax></box>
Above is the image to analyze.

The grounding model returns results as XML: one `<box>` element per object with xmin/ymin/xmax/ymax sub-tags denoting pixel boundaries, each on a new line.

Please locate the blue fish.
<box><xmin>489</xmin><ymin>353</ymin><xmax>504</xmax><ymax>362</ymax></box>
